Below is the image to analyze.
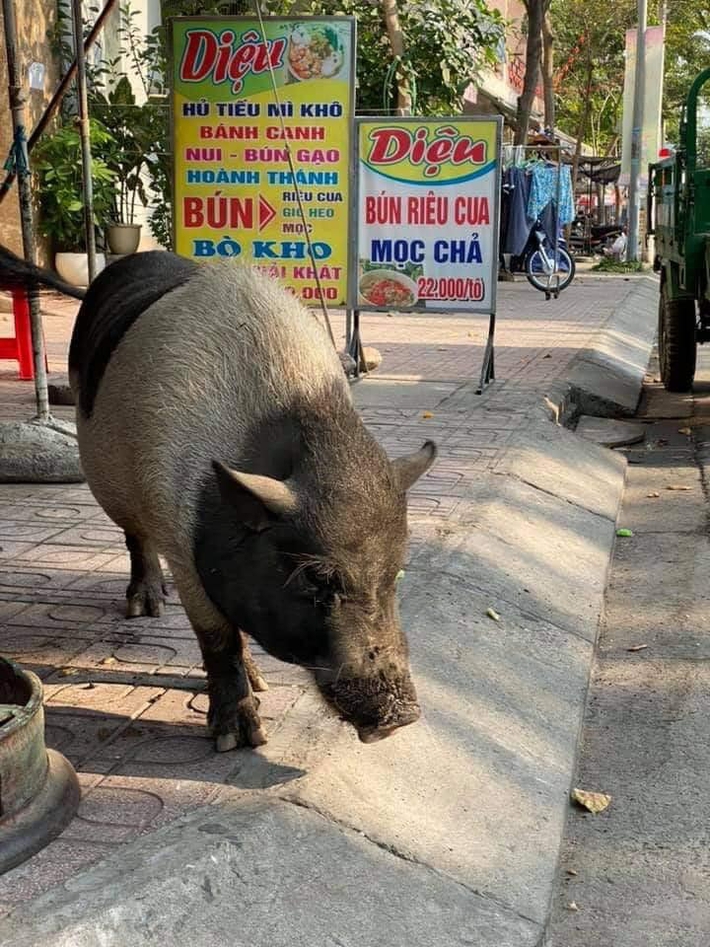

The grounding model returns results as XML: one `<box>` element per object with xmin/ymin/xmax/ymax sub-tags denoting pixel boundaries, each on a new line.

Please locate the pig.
<box><xmin>2</xmin><ymin>247</ymin><xmax>436</xmax><ymax>750</ymax></box>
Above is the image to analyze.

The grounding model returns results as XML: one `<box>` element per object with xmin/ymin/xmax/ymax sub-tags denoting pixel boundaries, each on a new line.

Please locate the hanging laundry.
<box><xmin>501</xmin><ymin>167</ymin><xmax>534</xmax><ymax>256</ymax></box>
<box><xmin>527</xmin><ymin>164</ymin><xmax>574</xmax><ymax>225</ymax></box>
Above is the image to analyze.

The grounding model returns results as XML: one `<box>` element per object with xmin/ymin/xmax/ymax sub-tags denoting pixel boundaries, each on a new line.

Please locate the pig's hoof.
<box><xmin>126</xmin><ymin>580</ymin><xmax>166</xmax><ymax>618</ymax></box>
<box><xmin>212</xmin><ymin>698</ymin><xmax>268</xmax><ymax>751</ymax></box>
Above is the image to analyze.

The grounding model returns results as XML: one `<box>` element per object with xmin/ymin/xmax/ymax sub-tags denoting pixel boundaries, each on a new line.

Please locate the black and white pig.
<box><xmin>2</xmin><ymin>247</ymin><xmax>436</xmax><ymax>750</ymax></box>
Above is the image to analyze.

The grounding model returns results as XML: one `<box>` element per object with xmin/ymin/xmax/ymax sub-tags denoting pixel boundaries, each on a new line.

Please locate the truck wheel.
<box><xmin>658</xmin><ymin>284</ymin><xmax>696</xmax><ymax>392</ymax></box>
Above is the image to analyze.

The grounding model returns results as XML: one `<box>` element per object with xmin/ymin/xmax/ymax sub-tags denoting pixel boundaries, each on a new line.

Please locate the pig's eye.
<box><xmin>285</xmin><ymin>560</ymin><xmax>346</xmax><ymax>606</ymax></box>
<box><xmin>301</xmin><ymin>568</ymin><xmax>345</xmax><ymax>606</ymax></box>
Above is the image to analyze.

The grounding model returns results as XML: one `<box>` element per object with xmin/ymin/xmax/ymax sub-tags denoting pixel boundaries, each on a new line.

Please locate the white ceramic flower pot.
<box><xmin>107</xmin><ymin>224</ymin><xmax>142</xmax><ymax>255</ymax></box>
<box><xmin>55</xmin><ymin>252</ymin><xmax>106</xmax><ymax>287</ymax></box>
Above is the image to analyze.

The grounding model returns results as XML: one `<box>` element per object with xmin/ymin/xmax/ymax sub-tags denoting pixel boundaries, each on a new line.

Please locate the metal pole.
<box><xmin>627</xmin><ymin>0</ymin><xmax>647</xmax><ymax>262</ymax></box>
<box><xmin>70</xmin><ymin>0</ymin><xmax>97</xmax><ymax>281</ymax></box>
<box><xmin>2</xmin><ymin>0</ymin><xmax>50</xmax><ymax>421</ymax></box>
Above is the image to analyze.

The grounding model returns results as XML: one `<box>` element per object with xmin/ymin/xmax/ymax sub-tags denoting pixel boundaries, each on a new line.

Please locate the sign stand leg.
<box><xmin>345</xmin><ymin>308</ymin><xmax>353</xmax><ymax>351</ymax></box>
<box><xmin>476</xmin><ymin>310</ymin><xmax>496</xmax><ymax>395</ymax></box>
<box><xmin>349</xmin><ymin>309</ymin><xmax>362</xmax><ymax>378</ymax></box>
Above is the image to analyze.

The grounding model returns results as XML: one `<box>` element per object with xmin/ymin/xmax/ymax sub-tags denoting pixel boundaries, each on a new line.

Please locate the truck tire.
<box><xmin>658</xmin><ymin>284</ymin><xmax>696</xmax><ymax>392</ymax></box>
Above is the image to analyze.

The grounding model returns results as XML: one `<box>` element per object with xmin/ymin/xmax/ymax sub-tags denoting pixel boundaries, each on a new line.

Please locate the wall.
<box><xmin>465</xmin><ymin>0</ymin><xmax>544</xmax><ymax>131</ymax></box>
<box><xmin>0</xmin><ymin>0</ymin><xmax>62</xmax><ymax>261</ymax></box>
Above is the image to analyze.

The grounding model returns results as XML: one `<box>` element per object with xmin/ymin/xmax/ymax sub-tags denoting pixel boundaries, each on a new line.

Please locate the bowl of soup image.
<box><xmin>358</xmin><ymin>269</ymin><xmax>418</xmax><ymax>308</ymax></box>
<box><xmin>287</xmin><ymin>26</ymin><xmax>345</xmax><ymax>81</ymax></box>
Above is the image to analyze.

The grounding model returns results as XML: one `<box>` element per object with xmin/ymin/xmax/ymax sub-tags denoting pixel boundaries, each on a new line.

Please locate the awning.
<box><xmin>578</xmin><ymin>160</ymin><xmax>621</xmax><ymax>185</ymax></box>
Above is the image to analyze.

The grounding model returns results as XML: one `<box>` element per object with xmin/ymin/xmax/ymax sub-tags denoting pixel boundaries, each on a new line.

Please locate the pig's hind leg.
<box><xmin>124</xmin><ymin>533</ymin><xmax>167</xmax><ymax>618</ymax></box>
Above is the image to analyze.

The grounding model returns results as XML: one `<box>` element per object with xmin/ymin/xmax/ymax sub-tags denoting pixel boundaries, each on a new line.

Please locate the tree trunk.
<box><xmin>382</xmin><ymin>0</ymin><xmax>411</xmax><ymax>114</ymax></box>
<box><xmin>514</xmin><ymin>0</ymin><xmax>546</xmax><ymax>145</ymax></box>
<box><xmin>571</xmin><ymin>56</ymin><xmax>594</xmax><ymax>196</ymax></box>
<box><xmin>541</xmin><ymin>8</ymin><xmax>554</xmax><ymax>133</ymax></box>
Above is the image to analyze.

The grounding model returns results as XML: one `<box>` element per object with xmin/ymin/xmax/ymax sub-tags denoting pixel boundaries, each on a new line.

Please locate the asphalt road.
<box><xmin>547</xmin><ymin>346</ymin><xmax>710</xmax><ymax>945</ymax></box>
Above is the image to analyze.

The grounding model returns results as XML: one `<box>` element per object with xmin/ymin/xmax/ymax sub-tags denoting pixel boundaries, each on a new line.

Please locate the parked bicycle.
<box><xmin>508</xmin><ymin>221</ymin><xmax>576</xmax><ymax>298</ymax></box>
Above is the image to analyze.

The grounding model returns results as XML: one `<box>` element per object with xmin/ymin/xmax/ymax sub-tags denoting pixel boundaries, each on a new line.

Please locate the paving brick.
<box><xmin>0</xmin><ymin>839</ymin><xmax>119</xmax><ymax>909</ymax></box>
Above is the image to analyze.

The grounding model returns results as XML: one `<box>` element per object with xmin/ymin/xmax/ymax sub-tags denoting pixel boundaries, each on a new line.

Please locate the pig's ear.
<box><xmin>213</xmin><ymin>461</ymin><xmax>298</xmax><ymax>530</ymax></box>
<box><xmin>391</xmin><ymin>440</ymin><xmax>437</xmax><ymax>492</ymax></box>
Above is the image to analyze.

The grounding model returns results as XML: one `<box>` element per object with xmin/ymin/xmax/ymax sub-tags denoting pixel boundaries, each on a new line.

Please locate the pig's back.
<box><xmin>74</xmin><ymin>257</ymin><xmax>347</xmax><ymax>562</ymax></box>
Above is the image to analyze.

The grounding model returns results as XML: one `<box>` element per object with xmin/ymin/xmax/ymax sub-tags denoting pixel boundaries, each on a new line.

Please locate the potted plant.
<box><xmin>93</xmin><ymin>77</ymin><xmax>149</xmax><ymax>255</ymax></box>
<box><xmin>32</xmin><ymin>119</ymin><xmax>117</xmax><ymax>286</ymax></box>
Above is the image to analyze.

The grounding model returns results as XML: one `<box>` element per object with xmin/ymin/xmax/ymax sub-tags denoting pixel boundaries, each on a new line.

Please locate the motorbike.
<box><xmin>569</xmin><ymin>220</ymin><xmax>623</xmax><ymax>256</ymax></box>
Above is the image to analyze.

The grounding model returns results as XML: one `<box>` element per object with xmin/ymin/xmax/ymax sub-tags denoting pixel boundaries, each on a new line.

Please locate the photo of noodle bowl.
<box><xmin>359</xmin><ymin>269</ymin><xmax>418</xmax><ymax>308</ymax></box>
<box><xmin>287</xmin><ymin>25</ymin><xmax>345</xmax><ymax>81</ymax></box>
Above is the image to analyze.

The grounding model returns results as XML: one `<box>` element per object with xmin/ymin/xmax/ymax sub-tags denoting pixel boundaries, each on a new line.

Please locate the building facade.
<box><xmin>463</xmin><ymin>0</ymin><xmax>545</xmax><ymax>137</ymax></box>
<box><xmin>0</xmin><ymin>0</ymin><xmax>62</xmax><ymax>258</ymax></box>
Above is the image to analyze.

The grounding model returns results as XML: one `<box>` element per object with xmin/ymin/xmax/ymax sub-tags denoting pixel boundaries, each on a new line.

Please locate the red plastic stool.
<box><xmin>0</xmin><ymin>289</ymin><xmax>48</xmax><ymax>380</ymax></box>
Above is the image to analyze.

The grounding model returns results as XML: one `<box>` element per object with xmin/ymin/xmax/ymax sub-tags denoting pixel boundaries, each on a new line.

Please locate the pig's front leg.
<box><xmin>195</xmin><ymin>624</ymin><xmax>268</xmax><ymax>752</ymax></box>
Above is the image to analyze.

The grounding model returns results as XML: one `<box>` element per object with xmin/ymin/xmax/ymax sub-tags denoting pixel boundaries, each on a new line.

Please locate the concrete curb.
<box><xmin>551</xmin><ymin>276</ymin><xmax>659</xmax><ymax>423</ymax></box>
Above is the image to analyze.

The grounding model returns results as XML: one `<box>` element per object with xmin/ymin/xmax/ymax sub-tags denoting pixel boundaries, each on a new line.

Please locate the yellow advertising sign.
<box><xmin>171</xmin><ymin>17</ymin><xmax>355</xmax><ymax>306</ymax></box>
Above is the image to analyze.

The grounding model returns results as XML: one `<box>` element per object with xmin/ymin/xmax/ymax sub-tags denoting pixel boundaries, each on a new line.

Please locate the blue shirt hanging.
<box><xmin>527</xmin><ymin>164</ymin><xmax>574</xmax><ymax>225</ymax></box>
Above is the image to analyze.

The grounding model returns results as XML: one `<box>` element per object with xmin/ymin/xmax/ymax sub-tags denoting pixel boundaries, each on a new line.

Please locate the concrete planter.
<box><xmin>107</xmin><ymin>223</ymin><xmax>142</xmax><ymax>255</ymax></box>
<box><xmin>55</xmin><ymin>251</ymin><xmax>106</xmax><ymax>287</ymax></box>
<box><xmin>0</xmin><ymin>657</ymin><xmax>80</xmax><ymax>874</ymax></box>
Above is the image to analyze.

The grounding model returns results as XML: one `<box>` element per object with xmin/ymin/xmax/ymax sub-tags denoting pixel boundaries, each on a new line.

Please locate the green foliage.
<box><xmin>591</xmin><ymin>257</ymin><xmax>645</xmax><ymax>273</ymax></box>
<box><xmin>551</xmin><ymin>2</ymin><xmax>710</xmax><ymax>155</ymax></box>
<box><xmin>90</xmin><ymin>76</ymin><xmax>149</xmax><ymax>224</ymax></box>
<box><xmin>663</xmin><ymin>10</ymin><xmax>710</xmax><ymax>143</ymax></box>
<box><xmin>265</xmin><ymin>0</ymin><xmax>505</xmax><ymax>114</ymax></box>
<box><xmin>31</xmin><ymin>121</ymin><xmax>118</xmax><ymax>251</ymax></box>
<box><xmin>550</xmin><ymin>0</ymin><xmax>636</xmax><ymax>154</ymax></box>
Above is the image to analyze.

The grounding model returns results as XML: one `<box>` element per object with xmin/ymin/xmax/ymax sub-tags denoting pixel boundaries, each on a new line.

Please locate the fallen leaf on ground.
<box><xmin>678</xmin><ymin>427</ymin><xmax>692</xmax><ymax>435</ymax></box>
<box><xmin>567</xmin><ymin>902</ymin><xmax>580</xmax><ymax>912</ymax></box>
<box><xmin>647</xmin><ymin>491</ymin><xmax>660</xmax><ymax>498</ymax></box>
<box><xmin>616</xmin><ymin>528</ymin><xmax>633</xmax><ymax>537</ymax></box>
<box><xmin>422</xmin><ymin>411</ymin><xmax>434</xmax><ymax>419</ymax></box>
<box><xmin>666</xmin><ymin>484</ymin><xmax>691</xmax><ymax>491</ymax></box>
<box><xmin>627</xmin><ymin>643</ymin><xmax>648</xmax><ymax>652</ymax></box>
<box><xmin>57</xmin><ymin>667</ymin><xmax>78</xmax><ymax>677</ymax></box>
<box><xmin>543</xmin><ymin>353</ymin><xmax>552</xmax><ymax>359</ymax></box>
<box><xmin>572</xmin><ymin>788</ymin><xmax>611</xmax><ymax>814</ymax></box>
<box><xmin>566</xmin><ymin>869</ymin><xmax>578</xmax><ymax>876</ymax></box>
<box><xmin>486</xmin><ymin>607</ymin><xmax>501</xmax><ymax>622</ymax></box>
<box><xmin>100</xmin><ymin>656</ymin><xmax>117</xmax><ymax>666</ymax></box>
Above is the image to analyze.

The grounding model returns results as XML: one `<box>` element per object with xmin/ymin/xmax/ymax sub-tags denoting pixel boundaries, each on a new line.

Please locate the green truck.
<box><xmin>649</xmin><ymin>67</ymin><xmax>710</xmax><ymax>391</ymax></box>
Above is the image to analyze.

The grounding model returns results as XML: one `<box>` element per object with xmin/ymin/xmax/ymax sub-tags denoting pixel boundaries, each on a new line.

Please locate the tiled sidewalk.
<box><xmin>0</xmin><ymin>273</ymin><xmax>642</xmax><ymax>911</ymax></box>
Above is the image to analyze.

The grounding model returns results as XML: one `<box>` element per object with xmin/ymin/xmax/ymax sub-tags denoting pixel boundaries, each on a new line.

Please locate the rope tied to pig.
<box><xmin>253</xmin><ymin>1</ymin><xmax>339</xmax><ymax>353</ymax></box>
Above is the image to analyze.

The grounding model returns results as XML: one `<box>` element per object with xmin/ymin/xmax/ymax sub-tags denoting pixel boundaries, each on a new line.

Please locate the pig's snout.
<box><xmin>317</xmin><ymin>667</ymin><xmax>421</xmax><ymax>743</ymax></box>
<box><xmin>356</xmin><ymin>704</ymin><xmax>421</xmax><ymax>743</ymax></box>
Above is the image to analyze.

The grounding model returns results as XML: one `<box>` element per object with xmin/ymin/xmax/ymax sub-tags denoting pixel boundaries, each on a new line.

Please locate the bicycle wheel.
<box><xmin>525</xmin><ymin>245</ymin><xmax>576</xmax><ymax>293</ymax></box>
